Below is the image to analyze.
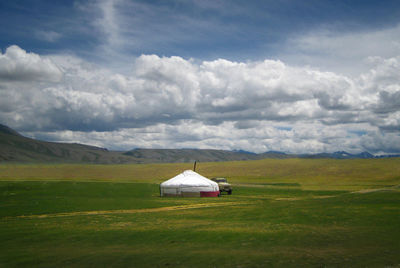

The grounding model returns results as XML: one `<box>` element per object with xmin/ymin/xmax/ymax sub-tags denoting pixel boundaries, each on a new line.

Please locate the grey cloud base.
<box><xmin>1</xmin><ymin>46</ymin><xmax>399</xmax><ymax>154</ymax></box>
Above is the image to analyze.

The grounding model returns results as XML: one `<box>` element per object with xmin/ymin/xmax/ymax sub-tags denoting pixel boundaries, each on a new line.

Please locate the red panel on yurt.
<box><xmin>200</xmin><ymin>191</ymin><xmax>220</xmax><ymax>197</ymax></box>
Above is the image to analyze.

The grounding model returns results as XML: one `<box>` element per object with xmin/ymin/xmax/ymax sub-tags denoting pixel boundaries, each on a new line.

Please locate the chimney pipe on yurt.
<box><xmin>193</xmin><ymin>161</ymin><xmax>197</xmax><ymax>172</ymax></box>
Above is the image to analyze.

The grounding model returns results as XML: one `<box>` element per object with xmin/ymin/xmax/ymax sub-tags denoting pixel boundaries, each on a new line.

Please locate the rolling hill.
<box><xmin>0</xmin><ymin>124</ymin><xmax>266</xmax><ymax>163</ymax></box>
<box><xmin>123</xmin><ymin>148</ymin><xmax>264</xmax><ymax>163</ymax></box>
<box><xmin>0</xmin><ymin>124</ymin><xmax>135</xmax><ymax>164</ymax></box>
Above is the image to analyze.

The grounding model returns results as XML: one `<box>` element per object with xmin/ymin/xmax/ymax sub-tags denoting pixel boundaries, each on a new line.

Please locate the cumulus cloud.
<box><xmin>1</xmin><ymin>45</ymin><xmax>400</xmax><ymax>154</ymax></box>
<box><xmin>0</xmin><ymin>45</ymin><xmax>62</xmax><ymax>82</ymax></box>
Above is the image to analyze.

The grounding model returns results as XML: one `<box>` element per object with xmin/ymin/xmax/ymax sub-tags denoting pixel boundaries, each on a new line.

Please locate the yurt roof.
<box><xmin>161</xmin><ymin>170</ymin><xmax>218</xmax><ymax>188</ymax></box>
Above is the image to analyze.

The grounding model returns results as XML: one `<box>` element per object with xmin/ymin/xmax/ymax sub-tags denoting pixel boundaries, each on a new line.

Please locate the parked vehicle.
<box><xmin>211</xmin><ymin>177</ymin><xmax>232</xmax><ymax>195</ymax></box>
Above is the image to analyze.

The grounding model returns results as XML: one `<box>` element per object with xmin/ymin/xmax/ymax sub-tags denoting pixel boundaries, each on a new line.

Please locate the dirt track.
<box><xmin>351</xmin><ymin>184</ymin><xmax>400</xmax><ymax>194</ymax></box>
<box><xmin>10</xmin><ymin>201</ymin><xmax>249</xmax><ymax>219</ymax></box>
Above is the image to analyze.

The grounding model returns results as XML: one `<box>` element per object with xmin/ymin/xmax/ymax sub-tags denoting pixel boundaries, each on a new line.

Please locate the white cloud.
<box><xmin>35</xmin><ymin>30</ymin><xmax>62</xmax><ymax>42</ymax></box>
<box><xmin>95</xmin><ymin>0</ymin><xmax>122</xmax><ymax>48</ymax></box>
<box><xmin>1</xmin><ymin>45</ymin><xmax>400</xmax><ymax>154</ymax></box>
<box><xmin>361</xmin><ymin>131</ymin><xmax>400</xmax><ymax>154</ymax></box>
<box><xmin>283</xmin><ymin>23</ymin><xmax>400</xmax><ymax>76</ymax></box>
<box><xmin>0</xmin><ymin>45</ymin><xmax>62</xmax><ymax>82</ymax></box>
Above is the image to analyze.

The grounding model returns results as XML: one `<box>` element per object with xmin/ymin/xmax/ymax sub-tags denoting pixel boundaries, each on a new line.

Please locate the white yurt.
<box><xmin>160</xmin><ymin>170</ymin><xmax>220</xmax><ymax>197</ymax></box>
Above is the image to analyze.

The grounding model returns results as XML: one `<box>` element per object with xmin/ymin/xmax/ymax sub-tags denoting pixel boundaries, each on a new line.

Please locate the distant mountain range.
<box><xmin>0</xmin><ymin>124</ymin><xmax>398</xmax><ymax>164</ymax></box>
<box><xmin>298</xmin><ymin>151</ymin><xmax>375</xmax><ymax>159</ymax></box>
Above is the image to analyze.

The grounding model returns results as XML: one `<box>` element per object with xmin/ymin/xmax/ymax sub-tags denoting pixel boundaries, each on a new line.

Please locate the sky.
<box><xmin>1</xmin><ymin>0</ymin><xmax>400</xmax><ymax>154</ymax></box>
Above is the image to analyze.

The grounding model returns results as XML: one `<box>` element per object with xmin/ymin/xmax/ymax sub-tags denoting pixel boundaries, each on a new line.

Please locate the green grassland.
<box><xmin>1</xmin><ymin>158</ymin><xmax>400</xmax><ymax>267</ymax></box>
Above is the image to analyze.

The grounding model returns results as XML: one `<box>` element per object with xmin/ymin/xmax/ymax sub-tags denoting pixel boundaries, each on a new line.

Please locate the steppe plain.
<box><xmin>1</xmin><ymin>158</ymin><xmax>400</xmax><ymax>267</ymax></box>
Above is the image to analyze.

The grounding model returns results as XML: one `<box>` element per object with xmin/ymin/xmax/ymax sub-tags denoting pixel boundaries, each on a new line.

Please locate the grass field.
<box><xmin>1</xmin><ymin>158</ymin><xmax>400</xmax><ymax>267</ymax></box>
